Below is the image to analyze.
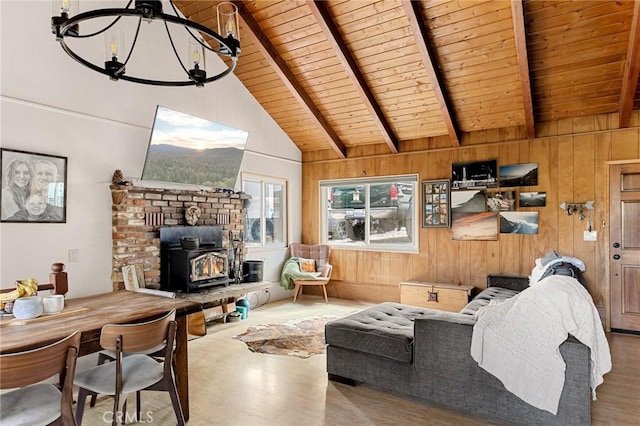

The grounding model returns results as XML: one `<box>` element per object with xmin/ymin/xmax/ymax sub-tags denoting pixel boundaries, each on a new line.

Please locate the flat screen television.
<box><xmin>141</xmin><ymin>105</ymin><xmax>249</xmax><ymax>189</ymax></box>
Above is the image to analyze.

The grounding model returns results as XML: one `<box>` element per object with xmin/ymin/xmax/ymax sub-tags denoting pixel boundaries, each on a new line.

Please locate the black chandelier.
<box><xmin>51</xmin><ymin>0</ymin><xmax>240</xmax><ymax>87</ymax></box>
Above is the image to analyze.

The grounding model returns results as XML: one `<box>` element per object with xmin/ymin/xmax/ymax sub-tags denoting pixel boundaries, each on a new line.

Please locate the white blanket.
<box><xmin>470</xmin><ymin>275</ymin><xmax>611</xmax><ymax>414</ymax></box>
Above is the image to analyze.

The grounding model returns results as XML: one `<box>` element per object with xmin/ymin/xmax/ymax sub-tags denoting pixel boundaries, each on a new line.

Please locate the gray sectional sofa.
<box><xmin>325</xmin><ymin>275</ymin><xmax>592</xmax><ymax>426</ymax></box>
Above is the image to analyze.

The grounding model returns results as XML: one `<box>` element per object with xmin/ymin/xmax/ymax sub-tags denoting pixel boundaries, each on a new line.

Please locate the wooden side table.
<box><xmin>399</xmin><ymin>281</ymin><xmax>474</xmax><ymax>313</ymax></box>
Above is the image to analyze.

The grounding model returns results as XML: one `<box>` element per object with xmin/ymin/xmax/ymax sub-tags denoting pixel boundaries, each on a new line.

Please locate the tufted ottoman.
<box><xmin>325</xmin><ymin>302</ymin><xmax>432</xmax><ymax>364</ymax></box>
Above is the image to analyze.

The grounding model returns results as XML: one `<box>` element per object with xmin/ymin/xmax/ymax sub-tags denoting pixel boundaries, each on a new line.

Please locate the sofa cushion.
<box><xmin>459</xmin><ymin>287</ymin><xmax>519</xmax><ymax>316</ymax></box>
<box><xmin>325</xmin><ymin>302</ymin><xmax>430</xmax><ymax>364</ymax></box>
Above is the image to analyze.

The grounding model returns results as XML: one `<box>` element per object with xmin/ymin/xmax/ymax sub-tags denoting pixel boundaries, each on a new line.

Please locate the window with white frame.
<box><xmin>320</xmin><ymin>175</ymin><xmax>418</xmax><ymax>251</ymax></box>
<box><xmin>243</xmin><ymin>175</ymin><xmax>287</xmax><ymax>247</ymax></box>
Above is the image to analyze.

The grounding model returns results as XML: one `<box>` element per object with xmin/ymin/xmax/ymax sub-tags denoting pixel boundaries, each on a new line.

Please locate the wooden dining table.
<box><xmin>0</xmin><ymin>291</ymin><xmax>202</xmax><ymax>421</ymax></box>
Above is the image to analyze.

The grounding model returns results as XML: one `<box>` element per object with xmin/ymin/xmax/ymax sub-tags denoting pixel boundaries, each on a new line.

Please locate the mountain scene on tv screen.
<box><xmin>143</xmin><ymin>144</ymin><xmax>244</xmax><ymax>189</ymax></box>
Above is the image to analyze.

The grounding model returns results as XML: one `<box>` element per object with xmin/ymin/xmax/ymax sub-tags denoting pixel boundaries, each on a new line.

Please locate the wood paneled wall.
<box><xmin>301</xmin><ymin>112</ymin><xmax>640</xmax><ymax>322</ymax></box>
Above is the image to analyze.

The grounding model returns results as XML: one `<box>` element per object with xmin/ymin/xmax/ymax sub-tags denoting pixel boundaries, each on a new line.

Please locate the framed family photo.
<box><xmin>0</xmin><ymin>148</ymin><xmax>67</xmax><ymax>223</ymax></box>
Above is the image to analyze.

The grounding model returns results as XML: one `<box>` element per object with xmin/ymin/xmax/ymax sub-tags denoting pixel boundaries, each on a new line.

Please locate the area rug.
<box><xmin>233</xmin><ymin>315</ymin><xmax>340</xmax><ymax>358</ymax></box>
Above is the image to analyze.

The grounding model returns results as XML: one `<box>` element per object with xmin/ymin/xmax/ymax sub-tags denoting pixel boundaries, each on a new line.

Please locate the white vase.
<box><xmin>12</xmin><ymin>296</ymin><xmax>43</xmax><ymax>319</ymax></box>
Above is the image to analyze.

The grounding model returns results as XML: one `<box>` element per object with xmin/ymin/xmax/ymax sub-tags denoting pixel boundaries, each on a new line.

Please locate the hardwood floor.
<box><xmin>81</xmin><ymin>296</ymin><xmax>640</xmax><ymax>425</ymax></box>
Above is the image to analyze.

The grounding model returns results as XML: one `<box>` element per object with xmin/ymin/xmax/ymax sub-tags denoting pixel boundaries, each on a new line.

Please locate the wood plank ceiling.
<box><xmin>175</xmin><ymin>0</ymin><xmax>640</xmax><ymax>160</ymax></box>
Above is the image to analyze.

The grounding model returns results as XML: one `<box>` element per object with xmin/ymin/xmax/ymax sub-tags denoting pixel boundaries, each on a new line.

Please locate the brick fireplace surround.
<box><xmin>110</xmin><ymin>184</ymin><xmax>249</xmax><ymax>291</ymax></box>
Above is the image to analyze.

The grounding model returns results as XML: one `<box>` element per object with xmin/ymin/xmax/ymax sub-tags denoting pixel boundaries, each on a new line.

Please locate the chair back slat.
<box><xmin>99</xmin><ymin>309</ymin><xmax>175</xmax><ymax>353</ymax></box>
<box><xmin>0</xmin><ymin>331</ymin><xmax>80</xmax><ymax>389</ymax></box>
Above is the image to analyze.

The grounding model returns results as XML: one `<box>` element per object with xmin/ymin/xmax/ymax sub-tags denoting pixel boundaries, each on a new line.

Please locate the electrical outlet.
<box><xmin>583</xmin><ymin>231</ymin><xmax>597</xmax><ymax>242</ymax></box>
<box><xmin>68</xmin><ymin>249</ymin><xmax>79</xmax><ymax>263</ymax></box>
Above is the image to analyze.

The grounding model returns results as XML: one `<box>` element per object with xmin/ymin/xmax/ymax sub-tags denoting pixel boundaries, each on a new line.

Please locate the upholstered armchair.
<box><xmin>289</xmin><ymin>243</ymin><xmax>333</xmax><ymax>304</ymax></box>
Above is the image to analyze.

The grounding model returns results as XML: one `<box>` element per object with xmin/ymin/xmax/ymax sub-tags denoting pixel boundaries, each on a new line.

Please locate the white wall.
<box><xmin>0</xmin><ymin>1</ymin><xmax>298</xmax><ymax>299</ymax></box>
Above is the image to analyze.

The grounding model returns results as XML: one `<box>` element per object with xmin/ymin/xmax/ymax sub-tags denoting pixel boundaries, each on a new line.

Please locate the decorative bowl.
<box><xmin>12</xmin><ymin>296</ymin><xmax>43</xmax><ymax>320</ymax></box>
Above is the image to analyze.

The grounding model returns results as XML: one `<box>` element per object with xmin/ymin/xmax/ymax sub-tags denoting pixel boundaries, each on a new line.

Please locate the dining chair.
<box><xmin>74</xmin><ymin>309</ymin><xmax>185</xmax><ymax>426</ymax></box>
<box><xmin>0</xmin><ymin>330</ymin><xmax>80</xmax><ymax>426</ymax></box>
<box><xmin>88</xmin><ymin>341</ymin><xmax>167</xmax><ymax>421</ymax></box>
<box><xmin>87</xmin><ymin>288</ymin><xmax>186</xmax><ymax>418</ymax></box>
<box><xmin>290</xmin><ymin>243</ymin><xmax>333</xmax><ymax>304</ymax></box>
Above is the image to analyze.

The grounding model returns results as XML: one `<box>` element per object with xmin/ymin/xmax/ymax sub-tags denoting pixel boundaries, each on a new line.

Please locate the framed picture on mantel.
<box><xmin>0</xmin><ymin>148</ymin><xmax>67</xmax><ymax>223</ymax></box>
<box><xmin>422</xmin><ymin>179</ymin><xmax>450</xmax><ymax>228</ymax></box>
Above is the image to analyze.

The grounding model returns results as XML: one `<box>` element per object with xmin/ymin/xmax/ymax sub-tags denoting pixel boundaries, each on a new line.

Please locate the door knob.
<box><xmin>612</xmin><ymin>242</ymin><xmax>620</xmax><ymax>248</ymax></box>
<box><xmin>613</xmin><ymin>254</ymin><xmax>621</xmax><ymax>260</ymax></box>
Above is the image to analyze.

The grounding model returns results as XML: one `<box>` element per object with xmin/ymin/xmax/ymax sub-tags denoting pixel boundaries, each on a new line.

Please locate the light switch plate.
<box><xmin>583</xmin><ymin>231</ymin><xmax>597</xmax><ymax>241</ymax></box>
<box><xmin>68</xmin><ymin>249</ymin><xmax>79</xmax><ymax>262</ymax></box>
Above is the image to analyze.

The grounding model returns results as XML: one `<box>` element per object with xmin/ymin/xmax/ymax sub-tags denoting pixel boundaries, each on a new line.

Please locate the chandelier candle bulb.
<box><xmin>217</xmin><ymin>2</ymin><xmax>240</xmax><ymax>41</ymax></box>
<box><xmin>104</xmin><ymin>30</ymin><xmax>125</xmax><ymax>80</ymax></box>
<box><xmin>106</xmin><ymin>31</ymin><xmax>124</xmax><ymax>61</ymax></box>
<box><xmin>52</xmin><ymin>0</ymin><xmax>76</xmax><ymax>16</ymax></box>
<box><xmin>60</xmin><ymin>0</ymin><xmax>69</xmax><ymax>14</ymax></box>
<box><xmin>193</xmin><ymin>49</ymin><xmax>200</xmax><ymax>65</ymax></box>
<box><xmin>187</xmin><ymin>40</ymin><xmax>207</xmax><ymax>86</ymax></box>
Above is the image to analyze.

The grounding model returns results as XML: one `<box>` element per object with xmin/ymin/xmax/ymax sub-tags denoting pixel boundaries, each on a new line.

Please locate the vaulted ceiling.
<box><xmin>175</xmin><ymin>0</ymin><xmax>640</xmax><ymax>160</ymax></box>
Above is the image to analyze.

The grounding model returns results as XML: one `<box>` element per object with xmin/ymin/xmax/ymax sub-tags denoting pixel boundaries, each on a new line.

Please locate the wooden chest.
<box><xmin>399</xmin><ymin>281</ymin><xmax>474</xmax><ymax>313</ymax></box>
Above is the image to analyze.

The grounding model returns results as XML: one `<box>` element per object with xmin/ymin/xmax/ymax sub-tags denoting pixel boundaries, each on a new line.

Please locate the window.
<box><xmin>320</xmin><ymin>175</ymin><xmax>418</xmax><ymax>251</ymax></box>
<box><xmin>243</xmin><ymin>176</ymin><xmax>287</xmax><ymax>247</ymax></box>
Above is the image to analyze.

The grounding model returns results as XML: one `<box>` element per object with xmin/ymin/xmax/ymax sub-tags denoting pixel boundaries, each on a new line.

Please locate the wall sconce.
<box><xmin>559</xmin><ymin>201</ymin><xmax>594</xmax><ymax>220</ymax></box>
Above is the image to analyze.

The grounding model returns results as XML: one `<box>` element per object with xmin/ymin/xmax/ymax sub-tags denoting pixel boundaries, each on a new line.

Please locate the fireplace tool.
<box><xmin>229</xmin><ymin>230</ymin><xmax>244</xmax><ymax>284</ymax></box>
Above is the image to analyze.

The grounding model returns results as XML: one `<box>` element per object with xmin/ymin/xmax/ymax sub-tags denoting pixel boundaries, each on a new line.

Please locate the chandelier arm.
<box><xmin>69</xmin><ymin>1</ymin><xmax>133</xmax><ymax>39</ymax></box>
<box><xmin>166</xmin><ymin>0</ymin><xmax>217</xmax><ymax>54</ymax></box>
<box><xmin>71</xmin><ymin>16</ymin><xmax>122</xmax><ymax>38</ymax></box>
<box><xmin>163</xmin><ymin>20</ymin><xmax>190</xmax><ymax>76</ymax></box>
<box><xmin>189</xmin><ymin>31</ymin><xmax>218</xmax><ymax>54</ymax></box>
<box><xmin>120</xmin><ymin>17</ymin><xmax>143</xmax><ymax>71</ymax></box>
<box><xmin>59</xmin><ymin>39</ymin><xmax>115</xmax><ymax>77</ymax></box>
<box><xmin>168</xmin><ymin>0</ymin><xmax>181</xmax><ymax>16</ymax></box>
<box><xmin>201</xmin><ymin>57</ymin><xmax>237</xmax><ymax>83</ymax></box>
<box><xmin>60</xmin><ymin>8</ymin><xmax>141</xmax><ymax>35</ymax></box>
<box><xmin>159</xmin><ymin>13</ymin><xmax>237</xmax><ymax>56</ymax></box>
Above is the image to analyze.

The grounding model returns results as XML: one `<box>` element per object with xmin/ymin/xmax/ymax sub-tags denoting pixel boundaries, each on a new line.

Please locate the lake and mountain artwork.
<box><xmin>499</xmin><ymin>212</ymin><xmax>539</xmax><ymax>234</ymax></box>
<box><xmin>519</xmin><ymin>192</ymin><xmax>546</xmax><ymax>207</ymax></box>
<box><xmin>499</xmin><ymin>163</ymin><xmax>538</xmax><ymax>187</ymax></box>
<box><xmin>451</xmin><ymin>190</ymin><xmax>486</xmax><ymax>212</ymax></box>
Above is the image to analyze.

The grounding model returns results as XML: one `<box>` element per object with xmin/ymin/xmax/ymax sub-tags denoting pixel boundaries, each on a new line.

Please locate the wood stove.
<box><xmin>160</xmin><ymin>226</ymin><xmax>230</xmax><ymax>292</ymax></box>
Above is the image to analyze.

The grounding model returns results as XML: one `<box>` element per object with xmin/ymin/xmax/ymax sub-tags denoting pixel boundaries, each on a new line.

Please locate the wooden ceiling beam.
<box><xmin>619</xmin><ymin>0</ymin><xmax>640</xmax><ymax>128</ymax></box>
<box><xmin>401</xmin><ymin>0</ymin><xmax>460</xmax><ymax>147</ymax></box>
<box><xmin>511</xmin><ymin>0</ymin><xmax>536</xmax><ymax>139</ymax></box>
<box><xmin>232</xmin><ymin>1</ymin><xmax>347</xmax><ymax>158</ymax></box>
<box><xmin>306</xmin><ymin>0</ymin><xmax>399</xmax><ymax>154</ymax></box>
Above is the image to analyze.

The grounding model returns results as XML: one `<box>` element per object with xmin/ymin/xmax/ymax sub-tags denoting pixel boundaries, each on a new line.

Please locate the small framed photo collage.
<box><xmin>421</xmin><ymin>179</ymin><xmax>450</xmax><ymax>228</ymax></box>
